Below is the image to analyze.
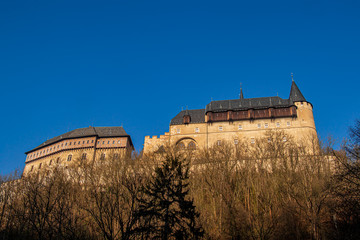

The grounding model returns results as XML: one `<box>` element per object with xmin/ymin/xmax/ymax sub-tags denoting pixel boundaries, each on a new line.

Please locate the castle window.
<box><xmin>251</xmin><ymin>138</ymin><xmax>255</xmax><ymax>144</ymax></box>
<box><xmin>78</xmin><ymin>141</ymin><xmax>80</xmax><ymax>145</ymax></box>
<box><xmin>114</xmin><ymin>153</ymin><xmax>119</xmax><ymax>159</ymax></box>
<box><xmin>265</xmin><ymin>123</ymin><xmax>268</xmax><ymax>128</ymax></box>
<box><xmin>83</xmin><ymin>141</ymin><xmax>85</xmax><ymax>144</ymax></box>
<box><xmin>57</xmin><ymin>145</ymin><xmax>59</xmax><ymax>149</ymax></box>
<box><xmin>113</xmin><ymin>140</ymin><xmax>115</xmax><ymax>144</ymax></box>
<box><xmin>56</xmin><ymin>157</ymin><xmax>60</xmax><ymax>163</ymax></box>
<box><xmin>61</xmin><ymin>143</ymin><xmax>63</xmax><ymax>147</ymax></box>
<box><xmin>50</xmin><ymin>148</ymin><xmax>52</xmax><ymax>151</ymax></box>
<box><xmin>195</xmin><ymin>127</ymin><xmax>199</xmax><ymax>133</ymax></box>
<box><xmin>177</xmin><ymin>142</ymin><xmax>185</xmax><ymax>150</ymax></box>
<box><xmin>287</xmin><ymin>122</ymin><xmax>291</xmax><ymax>127</ymax></box>
<box><xmin>67</xmin><ymin>155</ymin><xmax>72</xmax><ymax>162</ymax></box>
<box><xmin>268</xmin><ymin>138</ymin><xmax>271</xmax><ymax>143</ymax></box>
<box><xmin>257</xmin><ymin>124</ymin><xmax>261</xmax><ymax>128</ymax></box>
<box><xmin>47</xmin><ymin>149</ymin><xmax>49</xmax><ymax>153</ymax></box>
<box><xmin>39</xmin><ymin>163</ymin><xmax>42</xmax><ymax>169</ymax></box>
<box><xmin>219</xmin><ymin>126</ymin><xmax>223</xmax><ymax>131</ymax></box>
<box><xmin>276</xmin><ymin>122</ymin><xmax>280</xmax><ymax>127</ymax></box>
<box><xmin>69</xmin><ymin>142</ymin><xmax>72</xmax><ymax>146</ymax></box>
<box><xmin>102</xmin><ymin>141</ymin><xmax>105</xmax><ymax>144</ymax></box>
<box><xmin>188</xmin><ymin>141</ymin><xmax>196</xmax><ymax>150</ymax></box>
<box><xmin>65</xmin><ymin>142</ymin><xmax>67</xmax><ymax>146</ymax></box>
<box><xmin>118</xmin><ymin>140</ymin><xmax>120</xmax><ymax>144</ymax></box>
<box><xmin>74</xmin><ymin>142</ymin><xmax>76</xmax><ymax>145</ymax></box>
<box><xmin>238</xmin><ymin>125</ymin><xmax>242</xmax><ymax>130</ymax></box>
<box><xmin>81</xmin><ymin>153</ymin><xmax>87</xmax><ymax>160</ymax></box>
<box><xmin>30</xmin><ymin>166</ymin><xmax>34</xmax><ymax>172</ymax></box>
<box><xmin>108</xmin><ymin>141</ymin><xmax>110</xmax><ymax>144</ymax></box>
<box><xmin>283</xmin><ymin>137</ymin><xmax>287</xmax><ymax>142</ymax></box>
<box><xmin>91</xmin><ymin>140</ymin><xmax>94</xmax><ymax>143</ymax></box>
<box><xmin>217</xmin><ymin>140</ymin><xmax>221</xmax><ymax>146</ymax></box>
<box><xmin>49</xmin><ymin>159</ymin><xmax>52</xmax><ymax>166</ymax></box>
<box><xmin>234</xmin><ymin>139</ymin><xmax>239</xmax><ymax>145</ymax></box>
<box><xmin>177</xmin><ymin>129</ymin><xmax>181</xmax><ymax>134</ymax></box>
<box><xmin>301</xmin><ymin>102</ymin><xmax>303</xmax><ymax>106</ymax></box>
<box><xmin>100</xmin><ymin>153</ymin><xmax>106</xmax><ymax>160</ymax></box>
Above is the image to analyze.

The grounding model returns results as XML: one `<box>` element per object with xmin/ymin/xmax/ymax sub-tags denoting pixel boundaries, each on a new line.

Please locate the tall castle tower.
<box><xmin>144</xmin><ymin>80</ymin><xmax>317</xmax><ymax>153</ymax></box>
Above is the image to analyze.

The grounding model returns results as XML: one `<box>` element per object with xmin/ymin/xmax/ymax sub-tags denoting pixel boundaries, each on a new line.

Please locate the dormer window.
<box><xmin>183</xmin><ymin>115</ymin><xmax>191</xmax><ymax>124</ymax></box>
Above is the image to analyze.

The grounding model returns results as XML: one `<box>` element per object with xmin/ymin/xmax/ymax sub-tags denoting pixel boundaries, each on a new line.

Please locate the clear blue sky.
<box><xmin>1</xmin><ymin>0</ymin><xmax>359</xmax><ymax>175</ymax></box>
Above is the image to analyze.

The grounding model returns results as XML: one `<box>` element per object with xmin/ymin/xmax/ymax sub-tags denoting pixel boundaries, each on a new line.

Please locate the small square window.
<box><xmin>283</xmin><ymin>137</ymin><xmax>287</xmax><ymax>142</ymax></box>
<box><xmin>118</xmin><ymin>140</ymin><xmax>120</xmax><ymax>144</ymax></box>
<box><xmin>276</xmin><ymin>122</ymin><xmax>280</xmax><ymax>127</ymax></box>
<box><xmin>238</xmin><ymin>125</ymin><xmax>242</xmax><ymax>130</ymax></box>
<box><xmin>177</xmin><ymin>129</ymin><xmax>181</xmax><ymax>134</ymax></box>
<box><xmin>257</xmin><ymin>124</ymin><xmax>261</xmax><ymax>128</ymax></box>
<box><xmin>234</xmin><ymin>139</ymin><xmax>239</xmax><ymax>145</ymax></box>
<box><xmin>195</xmin><ymin>127</ymin><xmax>199</xmax><ymax>133</ymax></box>
<box><xmin>251</xmin><ymin>138</ymin><xmax>255</xmax><ymax>144</ymax></box>
<box><xmin>217</xmin><ymin>140</ymin><xmax>221</xmax><ymax>146</ymax></box>
<box><xmin>219</xmin><ymin>126</ymin><xmax>223</xmax><ymax>131</ymax></box>
<box><xmin>287</xmin><ymin>122</ymin><xmax>291</xmax><ymax>127</ymax></box>
<box><xmin>265</xmin><ymin>123</ymin><xmax>268</xmax><ymax>128</ymax></box>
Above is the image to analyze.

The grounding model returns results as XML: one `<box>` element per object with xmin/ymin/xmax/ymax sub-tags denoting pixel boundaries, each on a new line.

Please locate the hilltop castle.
<box><xmin>143</xmin><ymin>80</ymin><xmax>317</xmax><ymax>153</ymax></box>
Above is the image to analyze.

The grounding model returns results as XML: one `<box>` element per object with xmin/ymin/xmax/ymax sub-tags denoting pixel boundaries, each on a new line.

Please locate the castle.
<box><xmin>143</xmin><ymin>80</ymin><xmax>317</xmax><ymax>153</ymax></box>
<box><xmin>23</xmin><ymin>79</ymin><xmax>317</xmax><ymax>173</ymax></box>
<box><xmin>23</xmin><ymin>127</ymin><xmax>133</xmax><ymax>174</ymax></box>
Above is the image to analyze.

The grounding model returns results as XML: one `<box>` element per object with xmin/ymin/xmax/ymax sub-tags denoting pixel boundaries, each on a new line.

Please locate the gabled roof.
<box><xmin>170</xmin><ymin>109</ymin><xmax>205</xmax><ymax>125</ymax></box>
<box><xmin>26</xmin><ymin>127</ymin><xmax>130</xmax><ymax>153</ymax></box>
<box><xmin>289</xmin><ymin>80</ymin><xmax>306</xmax><ymax>102</ymax></box>
<box><xmin>205</xmin><ymin>96</ymin><xmax>294</xmax><ymax>113</ymax></box>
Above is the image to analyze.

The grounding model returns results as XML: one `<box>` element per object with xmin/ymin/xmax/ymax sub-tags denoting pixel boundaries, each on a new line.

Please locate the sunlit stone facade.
<box><xmin>24</xmin><ymin>126</ymin><xmax>133</xmax><ymax>174</ymax></box>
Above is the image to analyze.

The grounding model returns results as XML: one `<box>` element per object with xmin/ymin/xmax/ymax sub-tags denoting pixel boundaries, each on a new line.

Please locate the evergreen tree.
<box><xmin>135</xmin><ymin>154</ymin><xmax>203</xmax><ymax>240</ymax></box>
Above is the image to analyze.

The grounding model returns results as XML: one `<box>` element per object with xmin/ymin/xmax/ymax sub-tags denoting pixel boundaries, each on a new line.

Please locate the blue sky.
<box><xmin>0</xmin><ymin>0</ymin><xmax>359</xmax><ymax>175</ymax></box>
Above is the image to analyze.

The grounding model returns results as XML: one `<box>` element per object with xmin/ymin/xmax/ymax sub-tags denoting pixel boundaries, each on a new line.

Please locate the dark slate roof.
<box><xmin>205</xmin><ymin>96</ymin><xmax>294</xmax><ymax>113</ymax></box>
<box><xmin>170</xmin><ymin>109</ymin><xmax>205</xmax><ymax>125</ymax></box>
<box><xmin>26</xmin><ymin>127</ymin><xmax>130</xmax><ymax>153</ymax></box>
<box><xmin>289</xmin><ymin>81</ymin><xmax>306</xmax><ymax>102</ymax></box>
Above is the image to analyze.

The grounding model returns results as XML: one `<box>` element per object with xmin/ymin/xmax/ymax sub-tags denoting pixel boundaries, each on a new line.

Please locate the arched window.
<box><xmin>81</xmin><ymin>153</ymin><xmax>87</xmax><ymax>160</ymax></box>
<box><xmin>67</xmin><ymin>155</ymin><xmax>72</xmax><ymax>162</ymax></box>
<box><xmin>188</xmin><ymin>141</ymin><xmax>196</xmax><ymax>150</ymax></box>
<box><xmin>177</xmin><ymin>142</ymin><xmax>185</xmax><ymax>150</ymax></box>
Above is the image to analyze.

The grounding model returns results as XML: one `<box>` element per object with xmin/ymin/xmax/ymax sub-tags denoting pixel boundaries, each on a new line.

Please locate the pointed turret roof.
<box><xmin>289</xmin><ymin>80</ymin><xmax>306</xmax><ymax>102</ymax></box>
<box><xmin>240</xmin><ymin>88</ymin><xmax>244</xmax><ymax>99</ymax></box>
